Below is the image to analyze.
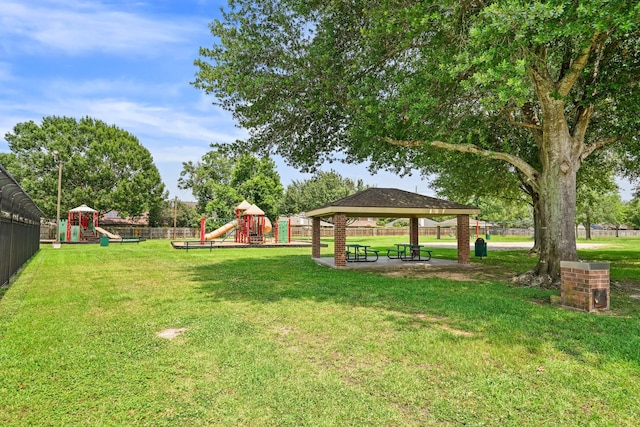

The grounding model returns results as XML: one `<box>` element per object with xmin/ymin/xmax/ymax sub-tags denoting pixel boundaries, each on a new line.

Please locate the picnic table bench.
<box><xmin>184</xmin><ymin>240</ymin><xmax>215</xmax><ymax>252</ymax></box>
<box><xmin>387</xmin><ymin>244</ymin><xmax>432</xmax><ymax>261</ymax></box>
<box><xmin>346</xmin><ymin>243</ymin><xmax>379</xmax><ymax>262</ymax></box>
<box><xmin>120</xmin><ymin>236</ymin><xmax>143</xmax><ymax>244</ymax></box>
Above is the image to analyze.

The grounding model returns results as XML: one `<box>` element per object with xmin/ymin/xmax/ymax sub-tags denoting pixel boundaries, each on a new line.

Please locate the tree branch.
<box><xmin>559</xmin><ymin>42</ymin><xmax>573</xmax><ymax>81</ymax></box>
<box><xmin>502</xmin><ymin>109</ymin><xmax>541</xmax><ymax>130</ymax></box>
<box><xmin>520</xmin><ymin>102</ymin><xmax>543</xmax><ymax>147</ymax></box>
<box><xmin>580</xmin><ymin>136</ymin><xmax>620</xmax><ymax>160</ymax></box>
<box><xmin>557</xmin><ymin>32</ymin><xmax>602</xmax><ymax>97</ymax></box>
<box><xmin>384</xmin><ymin>137</ymin><xmax>540</xmax><ymax>191</ymax></box>
<box><xmin>569</xmin><ymin>32</ymin><xmax>609</xmax><ymax>142</ymax></box>
<box><xmin>571</xmin><ymin>104</ymin><xmax>594</xmax><ymax>144</ymax></box>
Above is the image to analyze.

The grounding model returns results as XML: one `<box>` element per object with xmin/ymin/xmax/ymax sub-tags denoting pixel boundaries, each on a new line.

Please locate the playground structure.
<box><xmin>198</xmin><ymin>200</ymin><xmax>291</xmax><ymax>245</ymax></box>
<box><xmin>59</xmin><ymin>204</ymin><xmax>99</xmax><ymax>243</ymax></box>
<box><xmin>54</xmin><ymin>204</ymin><xmax>133</xmax><ymax>244</ymax></box>
<box><xmin>170</xmin><ymin>200</ymin><xmax>300</xmax><ymax>250</ymax></box>
<box><xmin>235</xmin><ymin>202</ymin><xmax>272</xmax><ymax>244</ymax></box>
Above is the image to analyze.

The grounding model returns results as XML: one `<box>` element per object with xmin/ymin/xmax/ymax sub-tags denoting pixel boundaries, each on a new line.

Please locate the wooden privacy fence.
<box><xmin>40</xmin><ymin>224</ymin><xmax>640</xmax><ymax>241</ymax></box>
<box><xmin>40</xmin><ymin>225</ymin><xmax>200</xmax><ymax>241</ymax></box>
<box><xmin>1</xmin><ymin>164</ymin><xmax>43</xmax><ymax>287</ymax></box>
<box><xmin>290</xmin><ymin>226</ymin><xmax>445</xmax><ymax>238</ymax></box>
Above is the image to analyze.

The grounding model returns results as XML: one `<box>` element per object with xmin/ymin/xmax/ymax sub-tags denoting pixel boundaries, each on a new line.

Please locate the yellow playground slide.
<box><xmin>204</xmin><ymin>220</ymin><xmax>238</xmax><ymax>240</ymax></box>
<box><xmin>95</xmin><ymin>226</ymin><xmax>121</xmax><ymax>240</ymax></box>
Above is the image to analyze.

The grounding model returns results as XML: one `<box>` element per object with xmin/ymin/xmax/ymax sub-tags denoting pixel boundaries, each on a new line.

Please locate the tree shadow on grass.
<box><xmin>186</xmin><ymin>253</ymin><xmax>640</xmax><ymax>366</ymax></box>
<box><xmin>578</xmin><ymin>249</ymin><xmax>640</xmax><ymax>286</ymax></box>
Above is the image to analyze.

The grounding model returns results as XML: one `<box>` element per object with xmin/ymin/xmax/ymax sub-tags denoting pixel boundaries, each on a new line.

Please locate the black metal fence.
<box><xmin>1</xmin><ymin>164</ymin><xmax>43</xmax><ymax>288</ymax></box>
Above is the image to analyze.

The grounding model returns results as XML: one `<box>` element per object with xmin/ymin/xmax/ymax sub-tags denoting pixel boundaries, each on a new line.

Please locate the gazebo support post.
<box><xmin>312</xmin><ymin>217</ymin><xmax>321</xmax><ymax>258</ymax></box>
<box><xmin>409</xmin><ymin>217</ymin><xmax>419</xmax><ymax>246</ymax></box>
<box><xmin>457</xmin><ymin>214</ymin><xmax>471</xmax><ymax>264</ymax></box>
<box><xmin>334</xmin><ymin>213</ymin><xmax>347</xmax><ymax>267</ymax></box>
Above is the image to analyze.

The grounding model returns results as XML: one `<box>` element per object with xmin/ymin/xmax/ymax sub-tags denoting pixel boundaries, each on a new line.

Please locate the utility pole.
<box><xmin>53</xmin><ymin>151</ymin><xmax>62</xmax><ymax>249</ymax></box>
<box><xmin>173</xmin><ymin>196</ymin><xmax>178</xmax><ymax>240</ymax></box>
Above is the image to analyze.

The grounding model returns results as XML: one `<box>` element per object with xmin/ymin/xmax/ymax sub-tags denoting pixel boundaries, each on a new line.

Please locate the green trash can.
<box><xmin>485</xmin><ymin>233</ymin><xmax>491</xmax><ymax>240</ymax></box>
<box><xmin>100</xmin><ymin>236</ymin><xmax>109</xmax><ymax>247</ymax></box>
<box><xmin>474</xmin><ymin>238</ymin><xmax>487</xmax><ymax>258</ymax></box>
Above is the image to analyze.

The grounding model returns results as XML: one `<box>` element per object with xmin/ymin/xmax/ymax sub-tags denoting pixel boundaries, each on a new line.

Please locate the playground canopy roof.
<box><xmin>236</xmin><ymin>200</ymin><xmax>252</xmax><ymax>211</ymax></box>
<box><xmin>244</xmin><ymin>204</ymin><xmax>265</xmax><ymax>216</ymax></box>
<box><xmin>69</xmin><ymin>204</ymin><xmax>97</xmax><ymax>213</ymax></box>
<box><xmin>305</xmin><ymin>188</ymin><xmax>480</xmax><ymax>218</ymax></box>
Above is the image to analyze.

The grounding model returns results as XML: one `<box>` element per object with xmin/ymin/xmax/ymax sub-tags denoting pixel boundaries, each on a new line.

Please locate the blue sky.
<box><xmin>0</xmin><ymin>0</ymin><xmax>633</xmax><ymax>202</ymax></box>
<box><xmin>0</xmin><ymin>0</ymin><xmax>435</xmax><ymax>201</ymax></box>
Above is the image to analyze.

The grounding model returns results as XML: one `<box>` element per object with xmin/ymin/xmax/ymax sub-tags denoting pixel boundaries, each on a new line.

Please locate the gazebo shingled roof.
<box><xmin>306</xmin><ymin>188</ymin><xmax>479</xmax><ymax>218</ymax></box>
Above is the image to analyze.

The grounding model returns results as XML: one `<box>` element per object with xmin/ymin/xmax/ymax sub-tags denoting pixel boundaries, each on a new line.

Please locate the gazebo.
<box><xmin>305</xmin><ymin>188</ymin><xmax>480</xmax><ymax>267</ymax></box>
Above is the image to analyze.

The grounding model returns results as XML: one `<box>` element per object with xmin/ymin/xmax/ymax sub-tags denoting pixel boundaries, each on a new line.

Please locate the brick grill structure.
<box><xmin>560</xmin><ymin>261</ymin><xmax>610</xmax><ymax>312</ymax></box>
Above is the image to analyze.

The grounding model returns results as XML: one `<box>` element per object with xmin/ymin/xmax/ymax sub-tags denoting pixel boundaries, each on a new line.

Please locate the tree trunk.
<box><xmin>534</xmin><ymin>170</ymin><xmax>579</xmax><ymax>283</ymax></box>
<box><xmin>530</xmin><ymin>190</ymin><xmax>541</xmax><ymax>254</ymax></box>
<box><xmin>584</xmin><ymin>221</ymin><xmax>592</xmax><ymax>240</ymax></box>
<box><xmin>520</xmin><ymin>69</ymin><xmax>582</xmax><ymax>286</ymax></box>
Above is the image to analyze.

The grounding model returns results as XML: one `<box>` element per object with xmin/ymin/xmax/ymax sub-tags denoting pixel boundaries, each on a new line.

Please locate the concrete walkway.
<box><xmin>313</xmin><ymin>256</ymin><xmax>463</xmax><ymax>270</ymax></box>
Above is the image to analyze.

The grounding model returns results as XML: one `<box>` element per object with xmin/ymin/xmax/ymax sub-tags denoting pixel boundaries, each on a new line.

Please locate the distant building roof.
<box><xmin>305</xmin><ymin>188</ymin><xmax>479</xmax><ymax>218</ymax></box>
<box><xmin>348</xmin><ymin>218</ymin><xmax>377</xmax><ymax>227</ymax></box>
<box><xmin>386</xmin><ymin>217</ymin><xmax>441</xmax><ymax>227</ymax></box>
<box><xmin>280</xmin><ymin>214</ymin><xmax>333</xmax><ymax>227</ymax></box>
<box><xmin>99</xmin><ymin>210</ymin><xmax>149</xmax><ymax>226</ymax></box>
<box><xmin>438</xmin><ymin>217</ymin><xmax>493</xmax><ymax>228</ymax></box>
<box><xmin>420</xmin><ymin>218</ymin><xmax>441</xmax><ymax>227</ymax></box>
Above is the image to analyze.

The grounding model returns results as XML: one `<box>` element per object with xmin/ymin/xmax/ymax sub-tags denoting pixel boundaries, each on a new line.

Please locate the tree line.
<box><xmin>2</xmin><ymin>116</ymin><xmax>639</xmax><ymax>234</ymax></box>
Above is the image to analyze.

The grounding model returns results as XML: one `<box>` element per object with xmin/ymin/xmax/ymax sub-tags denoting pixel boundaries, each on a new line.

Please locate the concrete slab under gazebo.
<box><xmin>305</xmin><ymin>188</ymin><xmax>480</xmax><ymax>267</ymax></box>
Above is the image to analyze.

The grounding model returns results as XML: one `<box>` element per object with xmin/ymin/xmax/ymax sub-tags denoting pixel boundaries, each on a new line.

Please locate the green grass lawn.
<box><xmin>1</xmin><ymin>238</ymin><xmax>639</xmax><ymax>426</ymax></box>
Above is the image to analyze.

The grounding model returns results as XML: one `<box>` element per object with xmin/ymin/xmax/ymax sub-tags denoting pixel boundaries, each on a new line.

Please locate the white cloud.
<box><xmin>152</xmin><ymin>144</ymin><xmax>212</xmax><ymax>164</ymax></box>
<box><xmin>0</xmin><ymin>0</ymin><xmax>204</xmax><ymax>56</ymax></box>
<box><xmin>44</xmin><ymin>77</ymin><xmax>151</xmax><ymax>98</ymax></box>
<box><xmin>0</xmin><ymin>94</ymin><xmax>246</xmax><ymax>159</ymax></box>
<box><xmin>0</xmin><ymin>62</ymin><xmax>12</xmax><ymax>81</ymax></box>
<box><xmin>76</xmin><ymin>98</ymin><xmax>247</xmax><ymax>144</ymax></box>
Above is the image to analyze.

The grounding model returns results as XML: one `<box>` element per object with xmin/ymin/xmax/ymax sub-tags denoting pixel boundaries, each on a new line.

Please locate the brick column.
<box><xmin>311</xmin><ymin>217</ymin><xmax>321</xmax><ymax>259</ymax></box>
<box><xmin>334</xmin><ymin>213</ymin><xmax>347</xmax><ymax>267</ymax></box>
<box><xmin>561</xmin><ymin>261</ymin><xmax>610</xmax><ymax>312</ymax></box>
<box><xmin>457</xmin><ymin>214</ymin><xmax>470</xmax><ymax>264</ymax></box>
<box><xmin>409</xmin><ymin>217</ymin><xmax>419</xmax><ymax>245</ymax></box>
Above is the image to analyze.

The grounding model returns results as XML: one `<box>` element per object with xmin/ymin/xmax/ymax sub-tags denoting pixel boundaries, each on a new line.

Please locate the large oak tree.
<box><xmin>193</xmin><ymin>0</ymin><xmax>640</xmax><ymax>284</ymax></box>
<box><xmin>281</xmin><ymin>170</ymin><xmax>367</xmax><ymax>214</ymax></box>
<box><xmin>178</xmin><ymin>146</ymin><xmax>284</xmax><ymax>224</ymax></box>
<box><xmin>1</xmin><ymin>116</ymin><xmax>166</xmax><ymax>223</ymax></box>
